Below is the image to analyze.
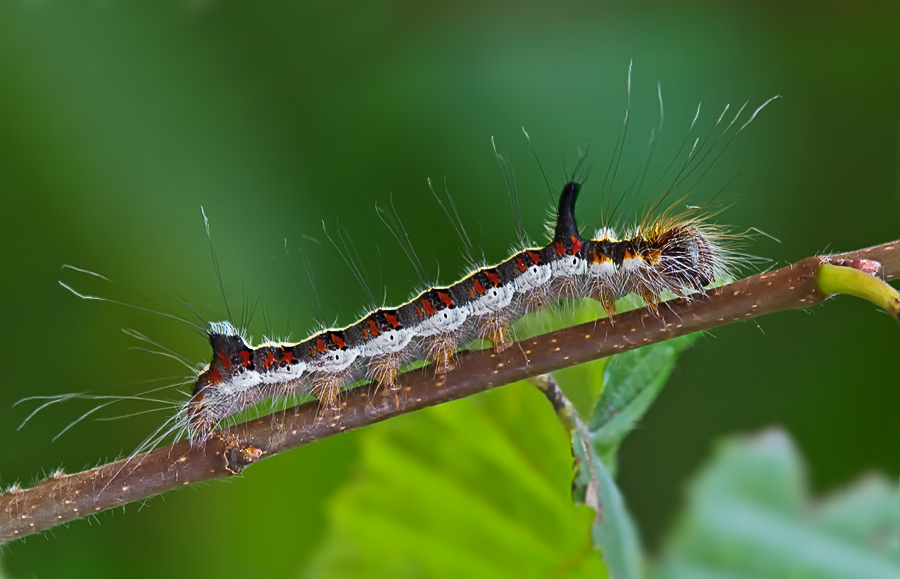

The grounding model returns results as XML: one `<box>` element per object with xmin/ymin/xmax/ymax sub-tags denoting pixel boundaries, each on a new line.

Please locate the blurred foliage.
<box><xmin>1</xmin><ymin>1</ymin><xmax>899</xmax><ymax>578</ymax></box>
<box><xmin>655</xmin><ymin>430</ymin><xmax>900</xmax><ymax>578</ymax></box>
<box><xmin>303</xmin><ymin>383</ymin><xmax>605</xmax><ymax>578</ymax></box>
<box><xmin>301</xmin><ymin>326</ymin><xmax>699</xmax><ymax>578</ymax></box>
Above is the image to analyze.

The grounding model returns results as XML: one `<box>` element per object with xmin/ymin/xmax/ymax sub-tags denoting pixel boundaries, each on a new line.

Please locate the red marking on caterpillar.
<box><xmin>554</xmin><ymin>241</ymin><xmax>566</xmax><ymax>257</ymax></box>
<box><xmin>570</xmin><ymin>237</ymin><xmax>582</xmax><ymax>254</ymax></box>
<box><xmin>437</xmin><ymin>291</ymin><xmax>454</xmax><ymax>307</ymax></box>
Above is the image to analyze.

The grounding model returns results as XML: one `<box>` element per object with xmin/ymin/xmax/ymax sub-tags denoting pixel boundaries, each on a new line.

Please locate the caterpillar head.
<box><xmin>188</xmin><ymin>325</ymin><xmax>253</xmax><ymax>442</ymax></box>
<box><xmin>655</xmin><ymin>226</ymin><xmax>716</xmax><ymax>290</ymax></box>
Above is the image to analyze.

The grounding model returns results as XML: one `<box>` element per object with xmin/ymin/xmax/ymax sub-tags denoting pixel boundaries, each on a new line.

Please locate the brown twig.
<box><xmin>1</xmin><ymin>241</ymin><xmax>897</xmax><ymax>543</ymax></box>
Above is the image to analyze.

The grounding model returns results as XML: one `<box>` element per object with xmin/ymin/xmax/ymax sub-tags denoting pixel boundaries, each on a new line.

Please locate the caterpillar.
<box><xmin>25</xmin><ymin>87</ymin><xmax>776</xmax><ymax>454</ymax></box>
<box><xmin>183</xmin><ymin>131</ymin><xmax>753</xmax><ymax>444</ymax></box>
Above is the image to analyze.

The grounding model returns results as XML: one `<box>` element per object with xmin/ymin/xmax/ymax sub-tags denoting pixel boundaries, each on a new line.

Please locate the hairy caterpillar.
<box><xmin>182</xmin><ymin>98</ymin><xmax>770</xmax><ymax>444</ymax></box>
<box><xmin>20</xmin><ymin>84</ymin><xmax>776</xmax><ymax>456</ymax></box>
<box><xmin>186</xmin><ymin>199</ymin><xmax>730</xmax><ymax>443</ymax></box>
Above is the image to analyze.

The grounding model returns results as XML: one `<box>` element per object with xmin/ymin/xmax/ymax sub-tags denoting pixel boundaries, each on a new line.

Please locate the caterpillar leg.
<box><xmin>476</xmin><ymin>312</ymin><xmax>514</xmax><ymax>352</ymax></box>
<box><xmin>367</xmin><ymin>353</ymin><xmax>403</xmax><ymax>391</ymax></box>
<box><xmin>186</xmin><ymin>395</ymin><xmax>217</xmax><ymax>445</ymax></box>
<box><xmin>487</xmin><ymin>325</ymin><xmax>512</xmax><ymax>352</ymax></box>
<box><xmin>520</xmin><ymin>286</ymin><xmax>551</xmax><ymax>314</ymax></box>
<box><xmin>311</xmin><ymin>373</ymin><xmax>345</xmax><ymax>410</ymax></box>
<box><xmin>639</xmin><ymin>286</ymin><xmax>660</xmax><ymax>315</ymax></box>
<box><xmin>425</xmin><ymin>333</ymin><xmax>458</xmax><ymax>372</ymax></box>
<box><xmin>590</xmin><ymin>287</ymin><xmax>618</xmax><ymax>321</ymax></box>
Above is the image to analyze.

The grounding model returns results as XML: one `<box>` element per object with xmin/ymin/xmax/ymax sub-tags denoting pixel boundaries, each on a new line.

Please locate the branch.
<box><xmin>2</xmin><ymin>241</ymin><xmax>898</xmax><ymax>543</ymax></box>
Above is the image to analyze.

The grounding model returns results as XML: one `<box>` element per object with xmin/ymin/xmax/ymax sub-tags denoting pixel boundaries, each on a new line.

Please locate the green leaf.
<box><xmin>303</xmin><ymin>382</ymin><xmax>607</xmax><ymax>579</ymax></box>
<box><xmin>591</xmin><ymin>334</ymin><xmax>699</xmax><ymax>451</ymax></box>
<box><xmin>568</xmin><ymin>331</ymin><xmax>700</xmax><ymax>577</ymax></box>
<box><xmin>655</xmin><ymin>429</ymin><xmax>900</xmax><ymax>579</ymax></box>
<box><xmin>573</xmin><ymin>431</ymin><xmax>644</xmax><ymax>579</ymax></box>
<box><xmin>812</xmin><ymin>475</ymin><xmax>899</xmax><ymax>561</ymax></box>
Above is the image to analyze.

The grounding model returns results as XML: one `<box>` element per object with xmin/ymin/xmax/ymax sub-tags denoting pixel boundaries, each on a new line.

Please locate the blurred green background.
<box><xmin>1</xmin><ymin>1</ymin><xmax>898</xmax><ymax>577</ymax></box>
